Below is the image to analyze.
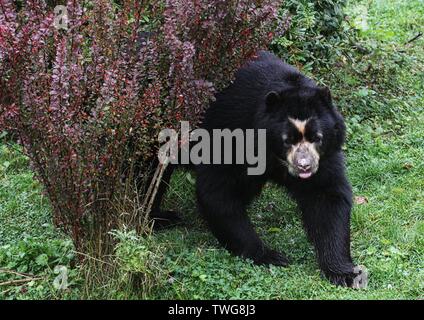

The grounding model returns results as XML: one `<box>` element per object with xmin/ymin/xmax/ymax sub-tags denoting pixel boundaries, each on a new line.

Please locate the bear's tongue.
<box><xmin>299</xmin><ymin>172</ymin><xmax>312</xmax><ymax>179</ymax></box>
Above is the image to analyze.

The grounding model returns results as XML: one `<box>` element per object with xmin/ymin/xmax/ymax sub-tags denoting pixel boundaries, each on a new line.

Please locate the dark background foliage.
<box><xmin>272</xmin><ymin>0</ymin><xmax>355</xmax><ymax>71</ymax></box>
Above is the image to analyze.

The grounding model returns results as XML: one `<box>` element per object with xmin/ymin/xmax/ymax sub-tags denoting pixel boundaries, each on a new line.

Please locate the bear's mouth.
<box><xmin>276</xmin><ymin>156</ymin><xmax>316</xmax><ymax>179</ymax></box>
<box><xmin>296</xmin><ymin>165</ymin><xmax>318</xmax><ymax>179</ymax></box>
<box><xmin>298</xmin><ymin>170</ymin><xmax>313</xmax><ymax>179</ymax></box>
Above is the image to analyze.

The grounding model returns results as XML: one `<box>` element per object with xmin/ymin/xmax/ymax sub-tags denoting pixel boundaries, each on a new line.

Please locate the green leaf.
<box><xmin>35</xmin><ymin>254</ymin><xmax>49</xmax><ymax>266</ymax></box>
<box><xmin>357</xmin><ymin>88</ymin><xmax>369</xmax><ymax>97</ymax></box>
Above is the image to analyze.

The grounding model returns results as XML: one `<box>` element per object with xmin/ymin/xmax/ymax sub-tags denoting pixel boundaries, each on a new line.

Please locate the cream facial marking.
<box><xmin>288</xmin><ymin>117</ymin><xmax>309</xmax><ymax>136</ymax></box>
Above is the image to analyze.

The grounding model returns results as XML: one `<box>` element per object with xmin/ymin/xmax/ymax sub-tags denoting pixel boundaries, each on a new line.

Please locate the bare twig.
<box><xmin>1</xmin><ymin>288</ymin><xmax>13</xmax><ymax>296</ymax></box>
<box><xmin>0</xmin><ymin>268</ymin><xmax>35</xmax><ymax>279</ymax></box>
<box><xmin>145</xmin><ymin>161</ymin><xmax>169</xmax><ymax>217</ymax></box>
<box><xmin>405</xmin><ymin>32</ymin><xmax>423</xmax><ymax>45</ymax></box>
<box><xmin>141</xmin><ymin>162</ymin><xmax>161</xmax><ymax>211</ymax></box>
<box><xmin>0</xmin><ymin>277</ymin><xmax>44</xmax><ymax>287</ymax></box>
<box><xmin>141</xmin><ymin>160</ymin><xmax>169</xmax><ymax>218</ymax></box>
<box><xmin>72</xmin><ymin>250</ymin><xmax>114</xmax><ymax>267</ymax></box>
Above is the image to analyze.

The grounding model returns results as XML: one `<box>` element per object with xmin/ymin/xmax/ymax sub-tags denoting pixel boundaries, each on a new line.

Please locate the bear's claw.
<box><xmin>351</xmin><ymin>265</ymin><xmax>368</xmax><ymax>289</ymax></box>
<box><xmin>255</xmin><ymin>248</ymin><xmax>290</xmax><ymax>267</ymax></box>
<box><xmin>327</xmin><ymin>265</ymin><xmax>368</xmax><ymax>288</ymax></box>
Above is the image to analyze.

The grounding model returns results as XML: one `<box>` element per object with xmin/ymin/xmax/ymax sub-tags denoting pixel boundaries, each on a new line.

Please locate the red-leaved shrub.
<box><xmin>0</xmin><ymin>0</ymin><xmax>281</xmax><ymax>254</ymax></box>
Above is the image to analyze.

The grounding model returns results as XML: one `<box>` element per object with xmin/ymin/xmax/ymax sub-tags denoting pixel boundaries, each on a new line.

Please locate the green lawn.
<box><xmin>1</xmin><ymin>0</ymin><xmax>423</xmax><ymax>299</ymax></box>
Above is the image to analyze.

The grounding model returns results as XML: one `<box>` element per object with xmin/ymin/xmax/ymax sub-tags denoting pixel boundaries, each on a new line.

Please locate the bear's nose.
<box><xmin>297</xmin><ymin>159</ymin><xmax>311</xmax><ymax>172</ymax></box>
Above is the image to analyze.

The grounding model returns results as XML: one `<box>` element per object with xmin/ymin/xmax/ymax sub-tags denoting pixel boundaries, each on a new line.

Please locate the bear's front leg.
<box><xmin>292</xmin><ymin>182</ymin><xmax>367</xmax><ymax>288</ymax></box>
<box><xmin>196</xmin><ymin>171</ymin><xmax>289</xmax><ymax>266</ymax></box>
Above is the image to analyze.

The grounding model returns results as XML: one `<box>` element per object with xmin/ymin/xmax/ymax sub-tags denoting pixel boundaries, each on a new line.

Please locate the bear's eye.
<box><xmin>282</xmin><ymin>134</ymin><xmax>293</xmax><ymax>146</ymax></box>
<box><xmin>312</xmin><ymin>133</ymin><xmax>323</xmax><ymax>144</ymax></box>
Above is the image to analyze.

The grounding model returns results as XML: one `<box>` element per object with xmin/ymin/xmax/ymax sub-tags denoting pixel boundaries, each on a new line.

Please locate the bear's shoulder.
<box><xmin>236</xmin><ymin>51</ymin><xmax>314</xmax><ymax>90</ymax></box>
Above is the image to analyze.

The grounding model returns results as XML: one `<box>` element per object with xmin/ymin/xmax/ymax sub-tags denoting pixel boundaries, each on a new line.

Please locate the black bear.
<box><xmin>151</xmin><ymin>51</ymin><xmax>367</xmax><ymax>288</ymax></box>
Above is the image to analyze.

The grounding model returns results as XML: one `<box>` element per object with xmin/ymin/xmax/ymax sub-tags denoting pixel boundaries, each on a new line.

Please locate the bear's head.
<box><xmin>261</xmin><ymin>85</ymin><xmax>346</xmax><ymax>179</ymax></box>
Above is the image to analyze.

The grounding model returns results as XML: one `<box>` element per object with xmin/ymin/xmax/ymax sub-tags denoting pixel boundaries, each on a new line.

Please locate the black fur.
<box><xmin>153</xmin><ymin>51</ymin><xmax>363</xmax><ymax>287</ymax></box>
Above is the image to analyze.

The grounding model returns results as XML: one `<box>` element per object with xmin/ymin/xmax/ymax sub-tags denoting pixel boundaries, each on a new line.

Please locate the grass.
<box><xmin>0</xmin><ymin>0</ymin><xmax>423</xmax><ymax>299</ymax></box>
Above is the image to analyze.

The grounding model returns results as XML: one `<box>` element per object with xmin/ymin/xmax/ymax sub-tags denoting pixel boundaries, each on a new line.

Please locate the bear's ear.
<box><xmin>318</xmin><ymin>86</ymin><xmax>332</xmax><ymax>105</ymax></box>
<box><xmin>265</xmin><ymin>91</ymin><xmax>281</xmax><ymax>112</ymax></box>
